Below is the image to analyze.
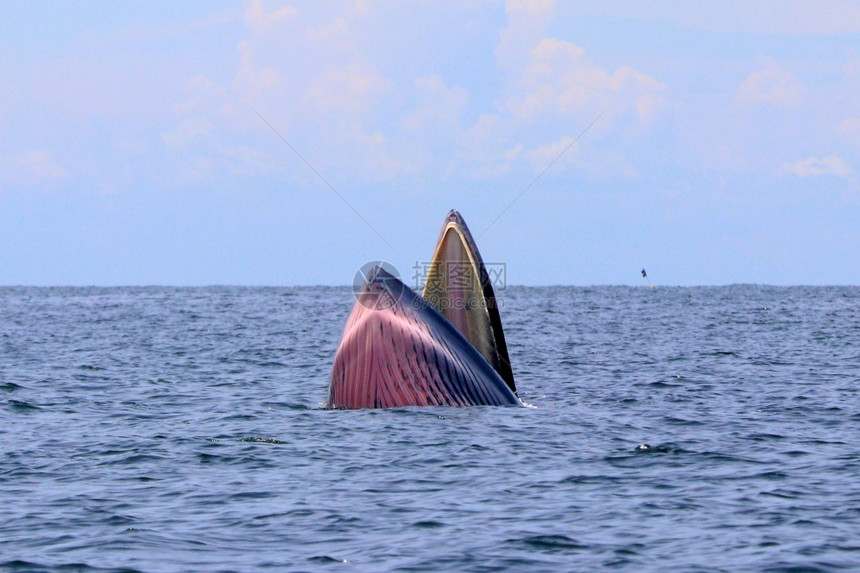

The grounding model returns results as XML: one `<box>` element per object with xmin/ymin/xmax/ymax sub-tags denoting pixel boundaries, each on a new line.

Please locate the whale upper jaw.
<box><xmin>422</xmin><ymin>209</ymin><xmax>516</xmax><ymax>395</ymax></box>
<box><xmin>327</xmin><ymin>210</ymin><xmax>519</xmax><ymax>409</ymax></box>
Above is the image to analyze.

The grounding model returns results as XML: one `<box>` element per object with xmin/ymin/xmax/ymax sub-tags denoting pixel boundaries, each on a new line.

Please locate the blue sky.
<box><xmin>2</xmin><ymin>1</ymin><xmax>859</xmax><ymax>286</ymax></box>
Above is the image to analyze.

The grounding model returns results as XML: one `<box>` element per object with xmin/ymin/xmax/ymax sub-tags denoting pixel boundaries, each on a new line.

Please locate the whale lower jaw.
<box><xmin>327</xmin><ymin>268</ymin><xmax>520</xmax><ymax>409</ymax></box>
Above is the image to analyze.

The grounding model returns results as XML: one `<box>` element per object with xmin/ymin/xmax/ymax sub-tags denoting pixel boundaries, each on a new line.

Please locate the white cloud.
<box><xmin>559</xmin><ymin>1</ymin><xmax>860</xmax><ymax>36</ymax></box>
<box><xmin>162</xmin><ymin>117</ymin><xmax>216</xmax><ymax>150</ymax></box>
<box><xmin>502</xmin><ymin>37</ymin><xmax>669</xmax><ymax>129</ymax></box>
<box><xmin>307</xmin><ymin>17</ymin><xmax>354</xmax><ymax>51</ymax></box>
<box><xmin>402</xmin><ymin>76</ymin><xmax>468</xmax><ymax>133</ymax></box>
<box><xmin>244</xmin><ymin>0</ymin><xmax>298</xmax><ymax>35</ymax></box>
<box><xmin>235</xmin><ymin>39</ymin><xmax>283</xmax><ymax>103</ymax></box>
<box><xmin>347</xmin><ymin>127</ymin><xmax>408</xmax><ymax>180</ymax></box>
<box><xmin>736</xmin><ymin>58</ymin><xmax>805</xmax><ymax>107</ymax></box>
<box><xmin>303</xmin><ymin>63</ymin><xmax>391</xmax><ymax>117</ymax></box>
<box><xmin>459</xmin><ymin>114</ymin><xmax>523</xmax><ymax>179</ymax></box>
<box><xmin>527</xmin><ymin>136</ymin><xmax>579</xmax><ymax>172</ymax></box>
<box><xmin>783</xmin><ymin>155</ymin><xmax>852</xmax><ymax>177</ymax></box>
<box><xmin>465</xmin><ymin>3</ymin><xmax>672</xmax><ymax>181</ymax></box>
<box><xmin>151</xmin><ymin>0</ymin><xmax>675</xmax><ymax>186</ymax></box>
<box><xmin>0</xmin><ymin>150</ymin><xmax>67</xmax><ymax>188</ymax></box>
<box><xmin>176</xmin><ymin>156</ymin><xmax>216</xmax><ymax>183</ymax></box>
<box><xmin>173</xmin><ymin>75</ymin><xmax>226</xmax><ymax>113</ymax></box>
<box><xmin>224</xmin><ymin>145</ymin><xmax>282</xmax><ymax>176</ymax></box>
<box><xmin>496</xmin><ymin>0</ymin><xmax>556</xmax><ymax>73</ymax></box>
<box><xmin>838</xmin><ymin>117</ymin><xmax>860</xmax><ymax>147</ymax></box>
<box><xmin>226</xmin><ymin>2</ymin><xmax>411</xmax><ymax>180</ymax></box>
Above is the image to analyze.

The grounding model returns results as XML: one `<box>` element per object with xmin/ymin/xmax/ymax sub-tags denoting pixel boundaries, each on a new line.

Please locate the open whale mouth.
<box><xmin>328</xmin><ymin>210</ymin><xmax>520</xmax><ymax>409</ymax></box>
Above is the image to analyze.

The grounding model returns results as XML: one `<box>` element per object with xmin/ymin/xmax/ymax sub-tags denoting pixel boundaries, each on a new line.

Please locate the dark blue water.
<box><xmin>1</xmin><ymin>286</ymin><xmax>859</xmax><ymax>572</ymax></box>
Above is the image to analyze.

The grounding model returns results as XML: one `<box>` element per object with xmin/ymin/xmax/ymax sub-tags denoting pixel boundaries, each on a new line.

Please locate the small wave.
<box><xmin>760</xmin><ymin>488</ymin><xmax>802</xmax><ymax>499</ymax></box>
<box><xmin>307</xmin><ymin>555</ymin><xmax>349</xmax><ymax>564</ymax></box>
<box><xmin>515</xmin><ymin>534</ymin><xmax>586</xmax><ymax>552</ymax></box>
<box><xmin>659</xmin><ymin>415</ymin><xmax>703</xmax><ymax>426</ymax></box>
<box><xmin>459</xmin><ymin>444</ymin><xmax>489</xmax><ymax>452</ymax></box>
<box><xmin>0</xmin><ymin>561</ymin><xmax>144</xmax><ymax>573</ymax></box>
<box><xmin>560</xmin><ymin>474</ymin><xmax>625</xmax><ymax>485</ymax></box>
<box><xmin>0</xmin><ymin>382</ymin><xmax>25</xmax><ymax>392</ymax></box>
<box><xmin>412</xmin><ymin>520</ymin><xmax>445</xmax><ymax>528</ymax></box>
<box><xmin>97</xmin><ymin>453</ymin><xmax>167</xmax><ymax>467</ymax></box>
<box><xmin>260</xmin><ymin>401</ymin><xmax>311</xmax><ymax>411</ymax></box>
<box><xmin>229</xmin><ymin>491</ymin><xmax>276</xmax><ymax>500</ymax></box>
<box><xmin>198</xmin><ymin>452</ymin><xmax>238</xmax><ymax>464</ymax></box>
<box><xmin>747</xmin><ymin>432</ymin><xmax>787</xmax><ymax>441</ymax></box>
<box><xmin>761</xmin><ymin>561</ymin><xmax>836</xmax><ymax>573</ymax></box>
<box><xmin>219</xmin><ymin>414</ymin><xmax>258</xmax><ymax>421</ymax></box>
<box><xmin>0</xmin><ymin>561</ymin><xmax>43</xmax><ymax>572</ymax></box>
<box><xmin>7</xmin><ymin>399</ymin><xmax>40</xmax><ymax>412</ymax></box>
<box><xmin>648</xmin><ymin>380</ymin><xmax>682</xmax><ymax>388</ymax></box>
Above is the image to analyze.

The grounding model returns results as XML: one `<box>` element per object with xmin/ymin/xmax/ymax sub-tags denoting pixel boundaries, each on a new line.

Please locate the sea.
<box><xmin>1</xmin><ymin>285</ymin><xmax>858</xmax><ymax>572</ymax></box>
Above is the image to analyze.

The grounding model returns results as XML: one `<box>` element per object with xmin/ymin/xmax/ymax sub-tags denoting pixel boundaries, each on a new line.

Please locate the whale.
<box><xmin>327</xmin><ymin>210</ymin><xmax>520</xmax><ymax>409</ymax></box>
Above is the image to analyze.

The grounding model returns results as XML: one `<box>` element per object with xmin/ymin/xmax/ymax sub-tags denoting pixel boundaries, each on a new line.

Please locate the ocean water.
<box><xmin>1</xmin><ymin>285</ymin><xmax>859</xmax><ymax>572</ymax></box>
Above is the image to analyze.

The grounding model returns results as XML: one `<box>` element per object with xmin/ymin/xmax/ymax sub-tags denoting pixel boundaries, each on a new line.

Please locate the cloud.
<box><xmin>467</xmin><ymin>2</ymin><xmax>672</xmax><ymax>182</ymax></box>
<box><xmin>235</xmin><ymin>39</ymin><xmax>283</xmax><ymax>103</ymax></box>
<box><xmin>175</xmin><ymin>156</ymin><xmax>216</xmax><ymax>184</ymax></box>
<box><xmin>560</xmin><ymin>1</ymin><xmax>860</xmax><ymax>36</ymax></box>
<box><xmin>398</xmin><ymin>76</ymin><xmax>470</xmax><ymax>174</ymax></box>
<box><xmin>459</xmin><ymin>114</ymin><xmax>524</xmax><ymax>179</ymax></box>
<box><xmin>225</xmin><ymin>2</ymin><xmax>413</xmax><ymax>181</ymax></box>
<box><xmin>223</xmin><ymin>145</ymin><xmax>282</xmax><ymax>176</ymax></box>
<box><xmin>307</xmin><ymin>17</ymin><xmax>354</xmax><ymax>51</ymax></box>
<box><xmin>496</xmin><ymin>0</ymin><xmax>556</xmax><ymax>73</ymax></box>
<box><xmin>0</xmin><ymin>149</ymin><xmax>67</xmax><ymax>188</ymax></box>
<box><xmin>501</xmin><ymin>37</ymin><xmax>669</xmax><ymax>130</ymax></box>
<box><xmin>244</xmin><ymin>0</ymin><xmax>298</xmax><ymax>35</ymax></box>
<box><xmin>838</xmin><ymin>117</ymin><xmax>860</xmax><ymax>147</ymax></box>
<box><xmin>162</xmin><ymin>117</ymin><xmax>216</xmax><ymax>150</ymax></box>
<box><xmin>736</xmin><ymin>58</ymin><xmax>805</xmax><ymax>107</ymax></box>
<box><xmin>173</xmin><ymin>75</ymin><xmax>227</xmax><ymax>115</ymax></box>
<box><xmin>527</xmin><ymin>136</ymin><xmax>579</xmax><ymax>172</ymax></box>
<box><xmin>150</xmin><ymin>0</ymin><xmax>675</xmax><ymax>187</ymax></box>
<box><xmin>783</xmin><ymin>155</ymin><xmax>852</xmax><ymax>177</ymax></box>
<box><xmin>402</xmin><ymin>76</ymin><xmax>468</xmax><ymax>133</ymax></box>
<box><xmin>303</xmin><ymin>63</ymin><xmax>391</xmax><ymax>117</ymax></box>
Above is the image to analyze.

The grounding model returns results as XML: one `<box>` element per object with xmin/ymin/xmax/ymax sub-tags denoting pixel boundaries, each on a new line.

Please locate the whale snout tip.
<box><xmin>445</xmin><ymin>209</ymin><xmax>464</xmax><ymax>223</ymax></box>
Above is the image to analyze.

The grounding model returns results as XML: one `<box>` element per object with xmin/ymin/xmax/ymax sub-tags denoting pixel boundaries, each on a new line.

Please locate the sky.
<box><xmin>1</xmin><ymin>0</ymin><xmax>859</xmax><ymax>286</ymax></box>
